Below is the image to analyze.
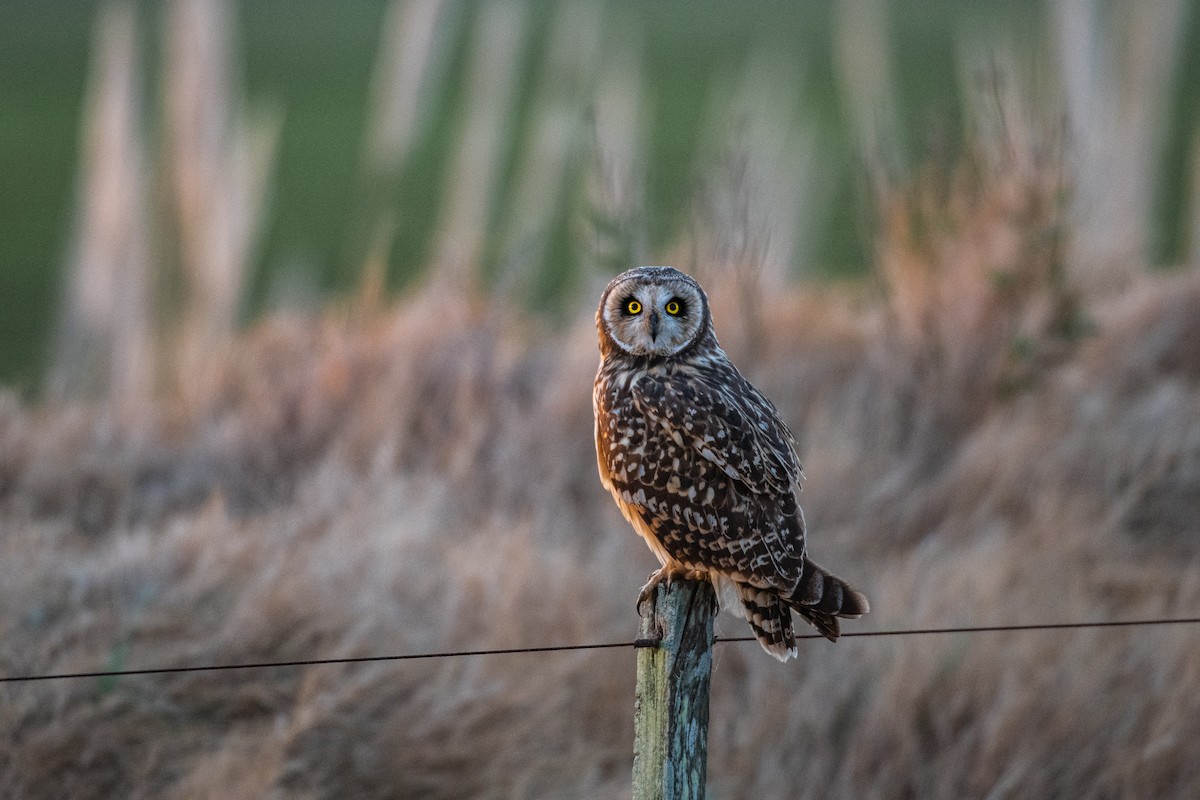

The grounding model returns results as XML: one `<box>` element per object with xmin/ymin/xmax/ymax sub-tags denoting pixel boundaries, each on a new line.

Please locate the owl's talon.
<box><xmin>636</xmin><ymin>566</ymin><xmax>669</xmax><ymax>616</ymax></box>
<box><xmin>636</xmin><ymin>588</ymin><xmax>656</xmax><ymax>618</ymax></box>
<box><xmin>637</xmin><ymin>565</ymin><xmax>705</xmax><ymax>617</ymax></box>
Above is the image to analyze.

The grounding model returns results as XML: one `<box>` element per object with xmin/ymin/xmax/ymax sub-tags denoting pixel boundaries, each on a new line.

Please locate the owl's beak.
<box><xmin>649</xmin><ymin>310</ymin><xmax>660</xmax><ymax>342</ymax></box>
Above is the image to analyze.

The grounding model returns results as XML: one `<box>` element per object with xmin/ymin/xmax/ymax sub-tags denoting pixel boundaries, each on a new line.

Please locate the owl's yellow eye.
<box><xmin>665</xmin><ymin>300</ymin><xmax>681</xmax><ymax>315</ymax></box>
<box><xmin>625</xmin><ymin>299</ymin><xmax>642</xmax><ymax>315</ymax></box>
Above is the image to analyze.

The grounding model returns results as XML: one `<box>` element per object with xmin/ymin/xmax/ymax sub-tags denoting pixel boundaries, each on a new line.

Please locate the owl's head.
<box><xmin>597</xmin><ymin>266</ymin><xmax>712</xmax><ymax>359</ymax></box>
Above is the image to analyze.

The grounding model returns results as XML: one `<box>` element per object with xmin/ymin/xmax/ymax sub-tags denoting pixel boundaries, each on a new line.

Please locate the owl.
<box><xmin>593</xmin><ymin>266</ymin><xmax>868</xmax><ymax>661</ymax></box>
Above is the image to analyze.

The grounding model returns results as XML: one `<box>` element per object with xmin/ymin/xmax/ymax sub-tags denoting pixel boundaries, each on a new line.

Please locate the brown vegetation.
<box><xmin>3</xmin><ymin>226</ymin><xmax>1200</xmax><ymax>797</ymax></box>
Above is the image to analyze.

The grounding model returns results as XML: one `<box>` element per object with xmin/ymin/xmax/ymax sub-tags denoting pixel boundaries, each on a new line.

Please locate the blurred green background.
<box><xmin>2</xmin><ymin>0</ymin><xmax>1198</xmax><ymax>392</ymax></box>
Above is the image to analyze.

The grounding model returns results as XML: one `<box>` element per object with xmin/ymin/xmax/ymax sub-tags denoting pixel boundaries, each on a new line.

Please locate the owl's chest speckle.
<box><xmin>594</xmin><ymin>364</ymin><xmax>654</xmax><ymax>483</ymax></box>
<box><xmin>595</xmin><ymin>359</ymin><xmax>705</xmax><ymax>492</ymax></box>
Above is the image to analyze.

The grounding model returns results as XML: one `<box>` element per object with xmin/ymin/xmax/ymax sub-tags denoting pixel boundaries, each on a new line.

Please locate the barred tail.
<box><xmin>784</xmin><ymin>557</ymin><xmax>870</xmax><ymax>642</ymax></box>
<box><xmin>732</xmin><ymin>581</ymin><xmax>797</xmax><ymax>662</ymax></box>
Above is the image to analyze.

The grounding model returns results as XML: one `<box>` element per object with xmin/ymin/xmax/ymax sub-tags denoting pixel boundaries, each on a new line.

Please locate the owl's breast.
<box><xmin>594</xmin><ymin>370</ymin><xmax>653</xmax><ymax>493</ymax></box>
<box><xmin>594</xmin><ymin>365</ymin><xmax>719</xmax><ymax>514</ymax></box>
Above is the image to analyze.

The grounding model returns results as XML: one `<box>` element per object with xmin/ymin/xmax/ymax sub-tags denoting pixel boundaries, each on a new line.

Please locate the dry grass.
<box><xmin>3</xmin><ymin>235</ymin><xmax>1200</xmax><ymax>797</ymax></box>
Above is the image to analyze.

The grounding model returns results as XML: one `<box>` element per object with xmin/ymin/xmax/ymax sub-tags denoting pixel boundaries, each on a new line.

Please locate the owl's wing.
<box><xmin>633</xmin><ymin>367</ymin><xmax>802</xmax><ymax>497</ymax></box>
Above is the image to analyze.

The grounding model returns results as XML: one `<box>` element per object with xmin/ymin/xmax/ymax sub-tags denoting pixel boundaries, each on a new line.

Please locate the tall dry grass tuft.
<box><xmin>870</xmin><ymin>85</ymin><xmax>1083</xmax><ymax>477</ymax></box>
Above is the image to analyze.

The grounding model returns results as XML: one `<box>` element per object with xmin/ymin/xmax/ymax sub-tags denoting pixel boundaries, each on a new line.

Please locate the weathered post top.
<box><xmin>633</xmin><ymin>579</ymin><xmax>717</xmax><ymax>800</ymax></box>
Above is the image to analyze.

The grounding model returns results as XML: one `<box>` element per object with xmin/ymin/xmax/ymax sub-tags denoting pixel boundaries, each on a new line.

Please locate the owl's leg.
<box><xmin>636</xmin><ymin>564</ymin><xmax>709</xmax><ymax>616</ymax></box>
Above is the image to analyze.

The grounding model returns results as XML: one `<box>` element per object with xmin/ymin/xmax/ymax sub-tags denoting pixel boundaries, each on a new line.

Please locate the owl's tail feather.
<box><xmin>734</xmin><ymin>582</ymin><xmax>798</xmax><ymax>662</ymax></box>
<box><xmin>784</xmin><ymin>557</ymin><xmax>870</xmax><ymax>643</ymax></box>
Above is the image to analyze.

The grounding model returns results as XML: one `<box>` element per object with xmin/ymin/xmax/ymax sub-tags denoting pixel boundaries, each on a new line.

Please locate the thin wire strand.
<box><xmin>715</xmin><ymin>615</ymin><xmax>1200</xmax><ymax>644</ymax></box>
<box><xmin>2</xmin><ymin>616</ymin><xmax>1197</xmax><ymax>685</ymax></box>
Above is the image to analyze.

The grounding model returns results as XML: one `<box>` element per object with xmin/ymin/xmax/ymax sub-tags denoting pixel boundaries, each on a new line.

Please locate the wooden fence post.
<box><xmin>633</xmin><ymin>578</ymin><xmax>717</xmax><ymax>800</ymax></box>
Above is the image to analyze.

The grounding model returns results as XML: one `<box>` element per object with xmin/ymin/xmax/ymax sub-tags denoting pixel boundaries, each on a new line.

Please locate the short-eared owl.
<box><xmin>594</xmin><ymin>266</ymin><xmax>868</xmax><ymax>661</ymax></box>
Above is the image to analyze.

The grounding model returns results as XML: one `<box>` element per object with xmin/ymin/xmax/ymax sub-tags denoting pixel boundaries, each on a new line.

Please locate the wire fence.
<box><xmin>3</xmin><ymin>616</ymin><xmax>1197</xmax><ymax>685</ymax></box>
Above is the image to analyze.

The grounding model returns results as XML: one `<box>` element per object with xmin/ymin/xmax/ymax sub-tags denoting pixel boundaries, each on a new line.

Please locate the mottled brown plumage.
<box><xmin>593</xmin><ymin>266</ymin><xmax>868</xmax><ymax>660</ymax></box>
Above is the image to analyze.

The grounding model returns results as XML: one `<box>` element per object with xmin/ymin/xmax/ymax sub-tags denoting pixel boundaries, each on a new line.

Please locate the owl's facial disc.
<box><xmin>601</xmin><ymin>269</ymin><xmax>706</xmax><ymax>357</ymax></box>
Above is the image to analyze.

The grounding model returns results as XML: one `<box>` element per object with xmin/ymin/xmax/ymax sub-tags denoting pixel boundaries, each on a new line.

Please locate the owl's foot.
<box><xmin>637</xmin><ymin>568</ymin><xmax>668</xmax><ymax>617</ymax></box>
<box><xmin>636</xmin><ymin>565</ymin><xmax>709</xmax><ymax>617</ymax></box>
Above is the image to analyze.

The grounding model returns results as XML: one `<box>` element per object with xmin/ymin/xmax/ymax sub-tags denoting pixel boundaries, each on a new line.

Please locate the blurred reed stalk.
<box><xmin>697</xmin><ymin>50</ymin><xmax>812</xmax><ymax>292</ymax></box>
<box><xmin>683</xmin><ymin>49</ymin><xmax>819</xmax><ymax>361</ymax></box>
<box><xmin>584</xmin><ymin>15</ymin><xmax>645</xmax><ymax>284</ymax></box>
<box><xmin>51</xmin><ymin>0</ymin><xmax>278</xmax><ymax>410</ymax></box>
<box><xmin>50</xmin><ymin>2</ymin><xmax>152</xmax><ymax>414</ymax></box>
<box><xmin>832</xmin><ymin>0</ymin><xmax>897</xmax><ymax>166</ymax></box>
<box><xmin>1192</xmin><ymin>128</ymin><xmax>1200</xmax><ymax>266</ymax></box>
<box><xmin>428</xmin><ymin>1</ymin><xmax>529</xmax><ymax>285</ymax></box>
<box><xmin>356</xmin><ymin>0</ymin><xmax>452</xmax><ymax>305</ymax></box>
<box><xmin>1054</xmin><ymin>0</ymin><xmax>1189</xmax><ymax>283</ymax></box>
<box><xmin>165</xmin><ymin>0</ymin><xmax>279</xmax><ymax>401</ymax></box>
<box><xmin>490</xmin><ymin>0</ymin><xmax>603</xmax><ymax>298</ymax></box>
<box><xmin>47</xmin><ymin>0</ymin><xmax>1200</xmax><ymax>410</ymax></box>
<box><xmin>362</xmin><ymin>0</ymin><xmax>451</xmax><ymax>177</ymax></box>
